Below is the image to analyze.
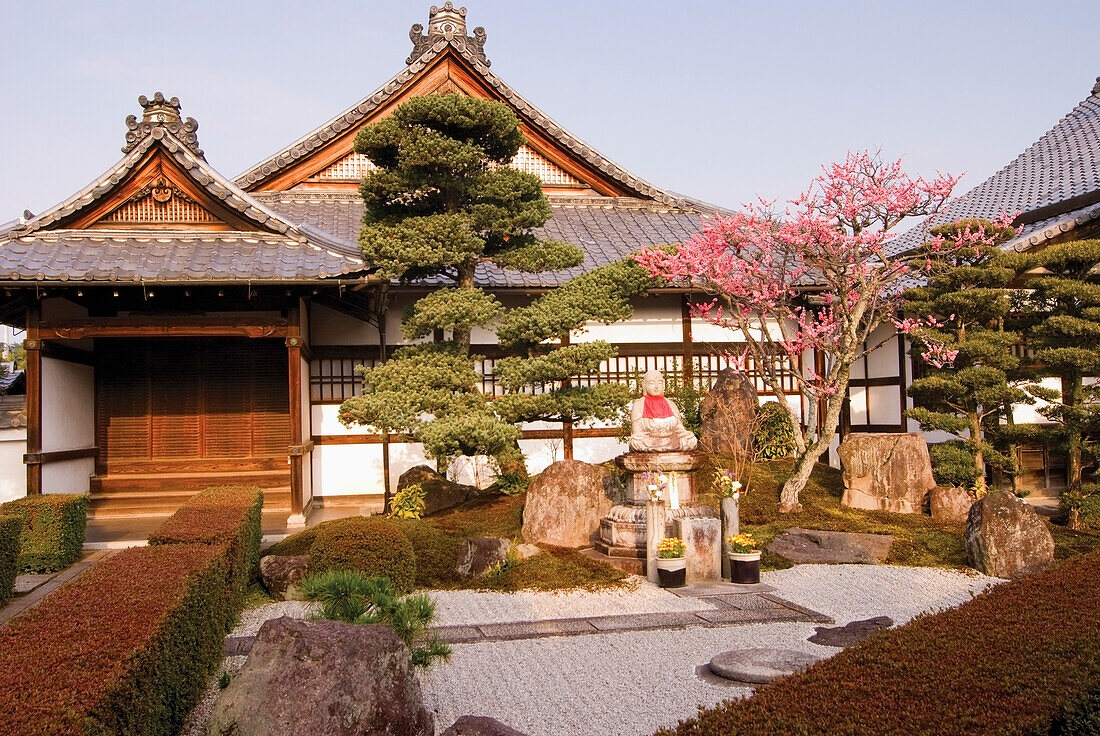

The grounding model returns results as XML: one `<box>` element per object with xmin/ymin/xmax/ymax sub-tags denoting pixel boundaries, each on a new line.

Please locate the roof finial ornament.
<box><xmin>407</xmin><ymin>3</ymin><xmax>489</xmax><ymax>67</ymax></box>
<box><xmin>1093</xmin><ymin>76</ymin><xmax>1100</xmax><ymax>97</ymax></box>
<box><xmin>122</xmin><ymin>92</ymin><xmax>203</xmax><ymax>158</ymax></box>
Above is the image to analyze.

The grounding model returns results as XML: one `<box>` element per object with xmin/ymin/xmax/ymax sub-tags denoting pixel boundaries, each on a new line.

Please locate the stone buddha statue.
<box><xmin>628</xmin><ymin>370</ymin><xmax>698</xmax><ymax>453</ymax></box>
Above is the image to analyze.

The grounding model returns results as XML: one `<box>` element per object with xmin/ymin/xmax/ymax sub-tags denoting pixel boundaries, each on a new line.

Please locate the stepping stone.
<box><xmin>766</xmin><ymin>528</ymin><xmax>893</xmax><ymax>564</ymax></box>
<box><xmin>709</xmin><ymin>648</ymin><xmax>822</xmax><ymax>683</ymax></box>
<box><xmin>808</xmin><ymin>616</ymin><xmax>893</xmax><ymax>647</ymax></box>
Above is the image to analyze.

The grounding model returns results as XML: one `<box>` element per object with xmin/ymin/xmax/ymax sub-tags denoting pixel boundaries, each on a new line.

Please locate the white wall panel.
<box><xmin>0</xmin><ymin>429</ymin><xmax>26</xmax><ymax>502</ymax></box>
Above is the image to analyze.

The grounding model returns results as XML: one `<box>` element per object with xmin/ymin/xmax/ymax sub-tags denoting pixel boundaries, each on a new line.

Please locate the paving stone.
<box><xmin>477</xmin><ymin>618</ymin><xmax>597</xmax><ymax>641</ymax></box>
<box><xmin>588</xmin><ymin>611</ymin><xmax>706</xmax><ymax>632</ymax></box>
<box><xmin>808</xmin><ymin>616</ymin><xmax>894</xmax><ymax>647</ymax></box>
<box><xmin>709</xmin><ymin>648</ymin><xmax>823</xmax><ymax>683</ymax></box>
<box><xmin>713</xmin><ymin>594</ymin><xmax>784</xmax><ymax>610</ymax></box>
<box><xmin>435</xmin><ymin>626</ymin><xmax>485</xmax><ymax>644</ymax></box>
<box><xmin>668</xmin><ymin>581</ymin><xmax>775</xmax><ymax>597</ymax></box>
<box><xmin>13</xmin><ymin>574</ymin><xmax>52</xmax><ymax>594</ymax></box>
<box><xmin>693</xmin><ymin>608</ymin><xmax>773</xmax><ymax>624</ymax></box>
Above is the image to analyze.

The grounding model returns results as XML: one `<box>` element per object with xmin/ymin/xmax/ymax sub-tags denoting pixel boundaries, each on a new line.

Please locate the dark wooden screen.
<box><xmin>97</xmin><ymin>338</ymin><xmax>289</xmax><ymax>470</ymax></box>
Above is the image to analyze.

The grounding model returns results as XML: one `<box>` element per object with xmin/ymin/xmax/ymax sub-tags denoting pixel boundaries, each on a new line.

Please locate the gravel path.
<box><xmin>182</xmin><ymin>565</ymin><xmax>1001</xmax><ymax>736</ymax></box>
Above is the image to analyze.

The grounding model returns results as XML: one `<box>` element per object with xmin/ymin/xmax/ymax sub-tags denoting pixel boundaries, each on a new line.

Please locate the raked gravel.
<box><xmin>183</xmin><ymin>565</ymin><xmax>1002</xmax><ymax>736</ymax></box>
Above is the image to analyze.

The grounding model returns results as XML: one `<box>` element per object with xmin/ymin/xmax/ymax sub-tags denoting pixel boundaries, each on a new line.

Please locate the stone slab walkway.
<box><xmin>0</xmin><ymin>550</ymin><xmax>115</xmax><ymax>625</ymax></box>
<box><xmin>221</xmin><ymin>581</ymin><xmax>832</xmax><ymax>655</ymax></box>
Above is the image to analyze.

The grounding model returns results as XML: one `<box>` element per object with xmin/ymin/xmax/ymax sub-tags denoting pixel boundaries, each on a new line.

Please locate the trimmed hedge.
<box><xmin>656</xmin><ymin>550</ymin><xmax>1100</xmax><ymax>736</ymax></box>
<box><xmin>388</xmin><ymin>517</ymin><xmax>463</xmax><ymax>587</ymax></box>
<box><xmin>307</xmin><ymin>517</ymin><xmax>417</xmax><ymax>593</ymax></box>
<box><xmin>0</xmin><ymin>514</ymin><xmax>21</xmax><ymax>607</ymax></box>
<box><xmin>0</xmin><ymin>543</ymin><xmax>233</xmax><ymax>736</ymax></box>
<box><xmin>1</xmin><ymin>494</ymin><xmax>87</xmax><ymax>573</ymax></box>
<box><xmin>148</xmin><ymin>484</ymin><xmax>263</xmax><ymax>605</ymax></box>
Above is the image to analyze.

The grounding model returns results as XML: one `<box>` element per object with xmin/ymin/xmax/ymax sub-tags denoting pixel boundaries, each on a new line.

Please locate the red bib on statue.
<box><xmin>642</xmin><ymin>395</ymin><xmax>675</xmax><ymax>419</ymax></box>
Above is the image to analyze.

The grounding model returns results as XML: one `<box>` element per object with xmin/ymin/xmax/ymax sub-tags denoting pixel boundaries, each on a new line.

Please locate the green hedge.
<box><xmin>0</xmin><ymin>514</ymin><xmax>21</xmax><ymax>607</ymax></box>
<box><xmin>0</xmin><ymin>494</ymin><xmax>87</xmax><ymax>573</ymax></box>
<box><xmin>0</xmin><ymin>543</ymin><xmax>233</xmax><ymax>736</ymax></box>
<box><xmin>148</xmin><ymin>485</ymin><xmax>263</xmax><ymax>605</ymax></box>
<box><xmin>656</xmin><ymin>550</ymin><xmax>1100</xmax><ymax>736</ymax></box>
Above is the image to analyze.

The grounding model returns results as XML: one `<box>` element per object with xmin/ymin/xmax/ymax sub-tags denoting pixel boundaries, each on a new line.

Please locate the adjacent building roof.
<box><xmin>0</xmin><ymin>94</ymin><xmax>365</xmax><ymax>285</ymax></box>
<box><xmin>889</xmin><ymin>77</ymin><xmax>1100</xmax><ymax>256</ymax></box>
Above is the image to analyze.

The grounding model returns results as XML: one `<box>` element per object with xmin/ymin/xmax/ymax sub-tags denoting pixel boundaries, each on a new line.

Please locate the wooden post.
<box><xmin>561</xmin><ymin>332</ymin><xmax>573</xmax><ymax>460</ymax></box>
<box><xmin>286</xmin><ymin>299</ymin><xmax>305</xmax><ymax>525</ymax></box>
<box><xmin>645</xmin><ymin>499</ymin><xmax>666</xmax><ymax>584</ymax></box>
<box><xmin>24</xmin><ymin>302</ymin><xmax>42</xmax><ymax>495</ymax></box>
<box><xmin>681</xmin><ymin>295</ymin><xmax>694</xmax><ymax>388</ymax></box>
<box><xmin>720</xmin><ymin>496</ymin><xmax>739</xmax><ymax>580</ymax></box>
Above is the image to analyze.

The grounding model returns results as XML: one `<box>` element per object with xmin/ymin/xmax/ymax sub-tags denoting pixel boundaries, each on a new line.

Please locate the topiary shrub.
<box><xmin>754</xmin><ymin>402</ymin><xmax>796</xmax><ymax>460</ymax></box>
<box><xmin>148</xmin><ymin>485</ymin><xmax>263</xmax><ymax>605</ymax></box>
<box><xmin>390</xmin><ymin>482</ymin><xmax>426</xmax><ymax>519</ymax></box>
<box><xmin>1</xmin><ymin>494</ymin><xmax>88</xmax><ymax>573</ymax></box>
<box><xmin>0</xmin><ymin>514</ymin><xmax>21</xmax><ymax>607</ymax></box>
<box><xmin>929</xmin><ymin>440</ymin><xmax>984</xmax><ymax>489</ymax></box>
<box><xmin>387</xmin><ymin>517</ymin><xmax>463</xmax><ymax>588</ymax></box>
<box><xmin>307</xmin><ymin>517</ymin><xmax>416</xmax><ymax>593</ymax></box>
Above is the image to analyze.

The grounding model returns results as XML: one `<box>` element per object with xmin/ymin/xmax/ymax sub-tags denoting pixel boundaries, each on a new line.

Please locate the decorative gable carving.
<box><xmin>408</xmin><ymin>3</ymin><xmax>489</xmax><ymax>67</ymax></box>
<box><xmin>101</xmin><ymin>175</ymin><xmax>220</xmax><ymax>225</ymax></box>
<box><xmin>313</xmin><ymin>145</ymin><xmax>584</xmax><ymax>188</ymax></box>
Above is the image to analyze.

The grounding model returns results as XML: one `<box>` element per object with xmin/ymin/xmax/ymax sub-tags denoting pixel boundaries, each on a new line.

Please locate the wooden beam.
<box><xmin>24</xmin><ymin>447</ymin><xmax>98</xmax><ymax>465</ymax></box>
<box><xmin>38</xmin><ymin>317</ymin><xmax>289</xmax><ymax>339</ymax></box>
<box><xmin>287</xmin><ymin>300</ymin><xmax>305</xmax><ymax>517</ymax></box>
<box><xmin>25</xmin><ymin>303</ymin><xmax>41</xmax><ymax>495</ymax></box>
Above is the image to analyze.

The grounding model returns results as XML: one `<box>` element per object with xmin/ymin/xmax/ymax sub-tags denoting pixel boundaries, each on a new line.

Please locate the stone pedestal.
<box><xmin>676</xmin><ymin>517</ymin><xmax>722</xmax><ymax>583</ymax></box>
<box><xmin>595</xmin><ymin>451</ymin><xmax>717</xmax><ymax>575</ymax></box>
<box><xmin>720</xmin><ymin>497</ymin><xmax>740</xmax><ymax>580</ymax></box>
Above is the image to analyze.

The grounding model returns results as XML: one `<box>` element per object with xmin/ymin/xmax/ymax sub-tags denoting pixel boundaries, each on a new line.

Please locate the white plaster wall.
<box><xmin>574</xmin><ymin>295</ymin><xmax>682</xmax><ymax>344</ymax></box>
<box><xmin>0</xmin><ymin>428</ymin><xmax>27</xmax><ymax>503</ymax></box>
<box><xmin>311</xmin><ymin>303</ymin><xmax>379</xmax><ymax>346</ymax></box>
<box><xmin>43</xmin><ymin>458</ymin><xmax>95</xmax><ymax>494</ymax></box>
<box><xmin>312</xmin><ymin>444</ymin><xmax>385</xmax><ymax>496</ymax></box>
<box><xmin>300</xmin><ymin>354</ymin><xmax>313</xmax><ymax>504</ymax></box>
<box><xmin>42</xmin><ymin>358</ymin><xmax>95</xmax><ymax>452</ymax></box>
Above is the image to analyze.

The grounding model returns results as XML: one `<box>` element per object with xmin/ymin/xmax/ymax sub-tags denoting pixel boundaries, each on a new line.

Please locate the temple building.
<box><xmin>0</xmin><ymin>4</ymin><xmax>1094</xmax><ymax>518</ymax></box>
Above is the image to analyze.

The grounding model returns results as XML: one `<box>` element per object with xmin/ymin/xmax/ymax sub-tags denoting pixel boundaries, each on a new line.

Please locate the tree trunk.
<box><xmin>970</xmin><ymin>411</ymin><xmax>986</xmax><ymax>493</ymax></box>
<box><xmin>454</xmin><ymin>261</ymin><xmax>476</xmax><ymax>355</ymax></box>
<box><xmin>778</xmin><ymin>363</ymin><xmax>850</xmax><ymax>513</ymax></box>
<box><xmin>1064</xmin><ymin>371</ymin><xmax>1083</xmax><ymax>493</ymax></box>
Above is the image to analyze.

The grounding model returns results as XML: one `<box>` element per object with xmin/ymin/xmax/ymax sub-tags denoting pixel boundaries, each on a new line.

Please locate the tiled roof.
<box><xmin>889</xmin><ymin>79</ymin><xmax>1100</xmax><ymax>256</ymax></box>
<box><xmin>254</xmin><ymin>192</ymin><xmax>713</xmax><ymax>287</ymax></box>
<box><xmin>0</xmin><ymin>230</ymin><xmax>364</xmax><ymax>283</ymax></box>
<box><xmin>235</xmin><ymin>13</ymin><xmax>689</xmax><ymax>208</ymax></box>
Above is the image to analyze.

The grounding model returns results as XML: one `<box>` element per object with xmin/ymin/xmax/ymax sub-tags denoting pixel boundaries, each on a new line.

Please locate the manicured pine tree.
<box><xmin>1002</xmin><ymin>239</ymin><xmax>1100</xmax><ymax>526</ymax></box>
<box><xmin>493</xmin><ymin>258</ymin><xmax>658</xmax><ymax>459</ymax></box>
<box><xmin>339</xmin><ymin>94</ymin><xmax>582</xmax><ymax>479</ymax></box>
<box><xmin>903</xmin><ymin>219</ymin><xmax>1028</xmax><ymax>493</ymax></box>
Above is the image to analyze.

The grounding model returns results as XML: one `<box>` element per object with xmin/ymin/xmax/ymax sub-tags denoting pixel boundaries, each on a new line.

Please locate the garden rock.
<box><xmin>699</xmin><ymin>368</ymin><xmax>758</xmax><ymax>456</ymax></box>
<box><xmin>513</xmin><ymin>543</ymin><xmax>542</xmax><ymax>560</ymax></box>
<box><xmin>709</xmin><ymin>648</ymin><xmax>822</xmax><ymax>683</ymax></box>
<box><xmin>838</xmin><ymin>432</ymin><xmax>936</xmax><ymax>513</ymax></box>
<box><xmin>521</xmin><ymin>460</ymin><xmax>621</xmax><ymax>548</ymax></box>
<box><xmin>675</xmin><ymin>516</ymin><xmax>722</xmax><ymax>582</ymax></box>
<box><xmin>442</xmin><ymin>716</ymin><xmax>531</xmax><ymax>736</ymax></box>
<box><xmin>965</xmin><ymin>491</ymin><xmax>1054</xmax><ymax>578</ymax></box>
<box><xmin>398</xmin><ymin>465</ymin><xmax>475</xmax><ymax>516</ymax></box>
<box><xmin>808</xmin><ymin>616</ymin><xmax>894</xmax><ymax>647</ymax></box>
<box><xmin>766</xmin><ymin>528</ymin><xmax>893</xmax><ymax>564</ymax></box>
<box><xmin>929</xmin><ymin>485</ymin><xmax>973</xmax><ymax>523</ymax></box>
<box><xmin>259</xmin><ymin>555</ymin><xmax>311</xmax><ymax>601</ymax></box>
<box><xmin>456</xmin><ymin>537</ymin><xmax>512</xmax><ymax>577</ymax></box>
<box><xmin>208</xmin><ymin>617</ymin><xmax>432</xmax><ymax>736</ymax></box>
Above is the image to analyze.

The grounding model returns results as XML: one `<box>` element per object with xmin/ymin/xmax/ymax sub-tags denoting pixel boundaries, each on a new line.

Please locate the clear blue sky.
<box><xmin>2</xmin><ymin>1</ymin><xmax>1098</xmax><ymax>220</ymax></box>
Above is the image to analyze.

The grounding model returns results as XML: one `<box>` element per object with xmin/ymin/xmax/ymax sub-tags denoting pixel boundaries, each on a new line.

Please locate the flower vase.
<box><xmin>654</xmin><ymin>556</ymin><xmax>686</xmax><ymax>588</ymax></box>
<box><xmin>729</xmin><ymin>550</ymin><xmax>761</xmax><ymax>584</ymax></box>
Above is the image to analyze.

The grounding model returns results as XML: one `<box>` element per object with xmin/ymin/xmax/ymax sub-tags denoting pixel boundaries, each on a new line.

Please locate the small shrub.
<box><xmin>307</xmin><ymin>517</ymin><xmax>417</xmax><ymax>593</ymax></box>
<box><xmin>301</xmin><ymin>569</ymin><xmax>451</xmax><ymax>668</ymax></box>
<box><xmin>217</xmin><ymin>671</ymin><xmax>231</xmax><ymax>690</ymax></box>
<box><xmin>0</xmin><ymin>543</ymin><xmax>234</xmax><ymax>736</ymax></box>
<box><xmin>387</xmin><ymin>517</ymin><xmax>463</xmax><ymax>587</ymax></box>
<box><xmin>149</xmin><ymin>485</ymin><xmax>263</xmax><ymax>604</ymax></box>
<box><xmin>390</xmin><ymin>483</ymin><xmax>426</xmax><ymax>519</ymax></box>
<box><xmin>1</xmin><ymin>493</ymin><xmax>87</xmax><ymax>573</ymax></box>
<box><xmin>929</xmin><ymin>440</ymin><xmax>984</xmax><ymax>488</ymax></box>
<box><xmin>0</xmin><ymin>514</ymin><xmax>21</xmax><ymax>607</ymax></box>
<box><xmin>754</xmin><ymin>402</ymin><xmax>796</xmax><ymax>460</ymax></box>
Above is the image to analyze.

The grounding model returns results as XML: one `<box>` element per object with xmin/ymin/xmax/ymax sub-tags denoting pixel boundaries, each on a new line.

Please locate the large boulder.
<box><xmin>456</xmin><ymin>537</ymin><xmax>511</xmax><ymax>577</ymax></box>
<box><xmin>929</xmin><ymin>485</ymin><xmax>973</xmax><ymax>523</ymax></box>
<box><xmin>259</xmin><ymin>554</ymin><xmax>310</xmax><ymax>601</ymax></box>
<box><xmin>965</xmin><ymin>491</ymin><xmax>1054</xmax><ymax>578</ymax></box>
<box><xmin>838</xmin><ymin>433</ymin><xmax>936</xmax><ymax>514</ymax></box>
<box><xmin>766</xmin><ymin>528</ymin><xmax>893</xmax><ymax>564</ymax></box>
<box><xmin>442</xmin><ymin>716</ymin><xmax>530</xmax><ymax>736</ymax></box>
<box><xmin>208</xmin><ymin>617</ymin><xmax>433</xmax><ymax>736</ymax></box>
<box><xmin>398</xmin><ymin>464</ymin><xmax>475</xmax><ymax>516</ymax></box>
<box><xmin>699</xmin><ymin>369</ymin><xmax>759</xmax><ymax>456</ymax></box>
<box><xmin>521</xmin><ymin>460</ymin><xmax>621</xmax><ymax>548</ymax></box>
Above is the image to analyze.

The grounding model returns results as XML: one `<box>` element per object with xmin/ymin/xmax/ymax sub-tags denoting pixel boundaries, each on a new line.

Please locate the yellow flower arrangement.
<box><xmin>657</xmin><ymin>537</ymin><xmax>686</xmax><ymax>559</ymax></box>
<box><xmin>726</xmin><ymin>533</ymin><xmax>757</xmax><ymax>553</ymax></box>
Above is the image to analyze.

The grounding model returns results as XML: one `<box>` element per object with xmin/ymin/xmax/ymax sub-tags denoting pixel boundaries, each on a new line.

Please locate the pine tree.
<box><xmin>493</xmin><ymin>258</ymin><xmax>658</xmax><ymax>458</ymax></box>
<box><xmin>903</xmin><ymin>219</ymin><xmax>1028</xmax><ymax>493</ymax></box>
<box><xmin>339</xmin><ymin>94</ymin><xmax>581</xmax><ymax>478</ymax></box>
<box><xmin>1003</xmin><ymin>239</ymin><xmax>1100</xmax><ymax>525</ymax></box>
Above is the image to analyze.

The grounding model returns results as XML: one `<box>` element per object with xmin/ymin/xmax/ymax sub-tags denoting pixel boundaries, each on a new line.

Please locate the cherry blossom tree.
<box><xmin>635</xmin><ymin>151</ymin><xmax>959</xmax><ymax>512</ymax></box>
